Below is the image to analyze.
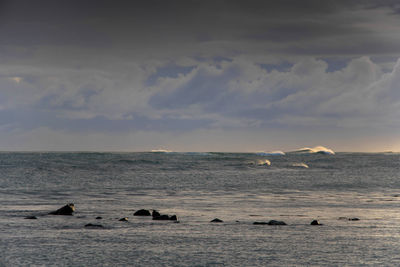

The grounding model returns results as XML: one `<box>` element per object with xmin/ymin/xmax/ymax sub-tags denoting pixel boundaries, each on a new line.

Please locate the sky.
<box><xmin>0</xmin><ymin>0</ymin><xmax>400</xmax><ymax>152</ymax></box>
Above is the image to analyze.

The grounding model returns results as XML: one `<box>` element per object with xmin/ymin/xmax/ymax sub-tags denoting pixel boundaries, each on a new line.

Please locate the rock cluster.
<box><xmin>25</xmin><ymin>203</ymin><xmax>340</xmax><ymax>229</ymax></box>
<box><xmin>131</xmin><ymin>209</ymin><xmax>178</xmax><ymax>221</ymax></box>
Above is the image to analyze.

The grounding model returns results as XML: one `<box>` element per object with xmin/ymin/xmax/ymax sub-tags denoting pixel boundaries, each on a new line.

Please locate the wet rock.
<box><xmin>49</xmin><ymin>203</ymin><xmax>75</xmax><ymax>215</ymax></box>
<box><xmin>253</xmin><ymin>222</ymin><xmax>268</xmax><ymax>225</ymax></box>
<box><xmin>152</xmin><ymin>214</ymin><xmax>178</xmax><ymax>221</ymax></box>
<box><xmin>25</xmin><ymin>216</ymin><xmax>37</xmax><ymax>219</ymax></box>
<box><xmin>210</xmin><ymin>218</ymin><xmax>223</xmax><ymax>223</ymax></box>
<box><xmin>152</xmin><ymin>210</ymin><xmax>161</xmax><ymax>218</ymax></box>
<box><xmin>153</xmin><ymin>214</ymin><xmax>170</xmax><ymax>220</ymax></box>
<box><xmin>119</xmin><ymin>217</ymin><xmax>128</xmax><ymax>221</ymax></box>
<box><xmin>85</xmin><ymin>223</ymin><xmax>103</xmax><ymax>228</ymax></box>
<box><xmin>96</xmin><ymin>216</ymin><xmax>102</xmax><ymax>220</ymax></box>
<box><xmin>267</xmin><ymin>220</ymin><xmax>287</xmax><ymax>225</ymax></box>
<box><xmin>134</xmin><ymin>209</ymin><xmax>151</xmax><ymax>216</ymax></box>
<box><xmin>310</xmin><ymin>220</ymin><xmax>323</xmax><ymax>225</ymax></box>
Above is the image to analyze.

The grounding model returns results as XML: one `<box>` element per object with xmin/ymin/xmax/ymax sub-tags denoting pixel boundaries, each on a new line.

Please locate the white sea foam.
<box><xmin>247</xmin><ymin>159</ymin><xmax>271</xmax><ymax>166</ymax></box>
<box><xmin>151</xmin><ymin>149</ymin><xmax>173</xmax><ymax>153</ymax></box>
<box><xmin>257</xmin><ymin>159</ymin><xmax>271</xmax><ymax>166</ymax></box>
<box><xmin>291</xmin><ymin>162</ymin><xmax>309</xmax><ymax>168</ymax></box>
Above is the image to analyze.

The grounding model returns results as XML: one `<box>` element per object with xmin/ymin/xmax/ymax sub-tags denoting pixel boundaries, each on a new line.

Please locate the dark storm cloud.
<box><xmin>1</xmin><ymin>0</ymin><xmax>399</xmax><ymax>55</ymax></box>
<box><xmin>1</xmin><ymin>0</ymin><xmax>400</xmax><ymax>151</ymax></box>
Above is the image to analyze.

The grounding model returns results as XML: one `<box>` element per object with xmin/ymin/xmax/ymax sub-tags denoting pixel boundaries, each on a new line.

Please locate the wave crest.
<box><xmin>293</xmin><ymin>146</ymin><xmax>335</xmax><ymax>155</ymax></box>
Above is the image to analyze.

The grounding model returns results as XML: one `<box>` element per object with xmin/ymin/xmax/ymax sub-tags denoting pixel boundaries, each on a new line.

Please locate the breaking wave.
<box><xmin>292</xmin><ymin>146</ymin><xmax>335</xmax><ymax>155</ymax></box>
<box><xmin>291</xmin><ymin>162</ymin><xmax>309</xmax><ymax>168</ymax></box>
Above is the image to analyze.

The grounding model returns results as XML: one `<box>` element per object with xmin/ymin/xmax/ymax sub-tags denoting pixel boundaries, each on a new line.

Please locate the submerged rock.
<box><xmin>267</xmin><ymin>220</ymin><xmax>287</xmax><ymax>225</ymax></box>
<box><xmin>253</xmin><ymin>220</ymin><xmax>287</xmax><ymax>225</ymax></box>
<box><xmin>85</xmin><ymin>223</ymin><xmax>103</xmax><ymax>228</ymax></box>
<box><xmin>134</xmin><ymin>209</ymin><xmax>151</xmax><ymax>216</ymax></box>
<box><xmin>210</xmin><ymin>218</ymin><xmax>223</xmax><ymax>223</ymax></box>
<box><xmin>339</xmin><ymin>217</ymin><xmax>360</xmax><ymax>221</ymax></box>
<box><xmin>96</xmin><ymin>216</ymin><xmax>102</xmax><ymax>220</ymax></box>
<box><xmin>348</xmin><ymin>218</ymin><xmax>360</xmax><ymax>221</ymax></box>
<box><xmin>310</xmin><ymin>220</ymin><xmax>323</xmax><ymax>225</ymax></box>
<box><xmin>25</xmin><ymin>216</ymin><xmax>38</xmax><ymax>219</ymax></box>
<box><xmin>49</xmin><ymin>203</ymin><xmax>75</xmax><ymax>215</ymax></box>
<box><xmin>119</xmin><ymin>217</ymin><xmax>128</xmax><ymax>221</ymax></box>
<box><xmin>153</xmin><ymin>214</ymin><xmax>178</xmax><ymax>221</ymax></box>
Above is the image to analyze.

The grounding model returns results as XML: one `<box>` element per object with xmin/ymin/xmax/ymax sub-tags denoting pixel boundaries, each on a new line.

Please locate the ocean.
<box><xmin>1</xmin><ymin>152</ymin><xmax>400</xmax><ymax>266</ymax></box>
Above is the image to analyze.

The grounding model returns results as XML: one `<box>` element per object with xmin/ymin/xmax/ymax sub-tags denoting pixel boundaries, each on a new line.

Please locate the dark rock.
<box><xmin>49</xmin><ymin>203</ymin><xmax>75</xmax><ymax>215</ymax></box>
<box><xmin>267</xmin><ymin>220</ymin><xmax>287</xmax><ymax>225</ymax></box>
<box><xmin>134</xmin><ymin>209</ymin><xmax>151</xmax><ymax>216</ymax></box>
<box><xmin>152</xmin><ymin>210</ymin><xmax>161</xmax><ymax>218</ymax></box>
<box><xmin>253</xmin><ymin>222</ymin><xmax>268</xmax><ymax>225</ymax></box>
<box><xmin>25</xmin><ymin>216</ymin><xmax>37</xmax><ymax>219</ymax></box>
<box><xmin>153</xmin><ymin>214</ymin><xmax>170</xmax><ymax>220</ymax></box>
<box><xmin>210</xmin><ymin>218</ymin><xmax>223</xmax><ymax>223</ymax></box>
<box><xmin>85</xmin><ymin>223</ymin><xmax>103</xmax><ymax>228</ymax></box>
<box><xmin>96</xmin><ymin>216</ymin><xmax>102</xmax><ymax>220</ymax></box>
<box><xmin>348</xmin><ymin>218</ymin><xmax>360</xmax><ymax>221</ymax></box>
<box><xmin>310</xmin><ymin>220</ymin><xmax>323</xmax><ymax>225</ymax></box>
<box><xmin>169</xmin><ymin>215</ymin><xmax>177</xmax><ymax>221</ymax></box>
<box><xmin>119</xmin><ymin>217</ymin><xmax>128</xmax><ymax>221</ymax></box>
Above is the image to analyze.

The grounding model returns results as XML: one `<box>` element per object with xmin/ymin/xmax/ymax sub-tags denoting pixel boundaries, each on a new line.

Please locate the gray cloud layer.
<box><xmin>0</xmin><ymin>0</ymin><xmax>400</xmax><ymax>151</ymax></box>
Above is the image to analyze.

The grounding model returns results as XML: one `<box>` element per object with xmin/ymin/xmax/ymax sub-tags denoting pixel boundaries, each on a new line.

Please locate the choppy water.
<box><xmin>1</xmin><ymin>152</ymin><xmax>400</xmax><ymax>266</ymax></box>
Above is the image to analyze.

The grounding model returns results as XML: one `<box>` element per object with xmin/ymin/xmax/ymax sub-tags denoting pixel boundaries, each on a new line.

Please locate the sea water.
<box><xmin>1</xmin><ymin>152</ymin><xmax>400</xmax><ymax>266</ymax></box>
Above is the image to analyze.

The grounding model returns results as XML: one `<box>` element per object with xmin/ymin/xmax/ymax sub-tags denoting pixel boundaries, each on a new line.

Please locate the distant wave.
<box><xmin>151</xmin><ymin>149</ymin><xmax>173</xmax><ymax>153</ymax></box>
<box><xmin>291</xmin><ymin>162</ymin><xmax>309</xmax><ymax>168</ymax></box>
<box><xmin>256</xmin><ymin>151</ymin><xmax>285</xmax><ymax>156</ymax></box>
<box><xmin>291</xmin><ymin>146</ymin><xmax>335</xmax><ymax>155</ymax></box>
